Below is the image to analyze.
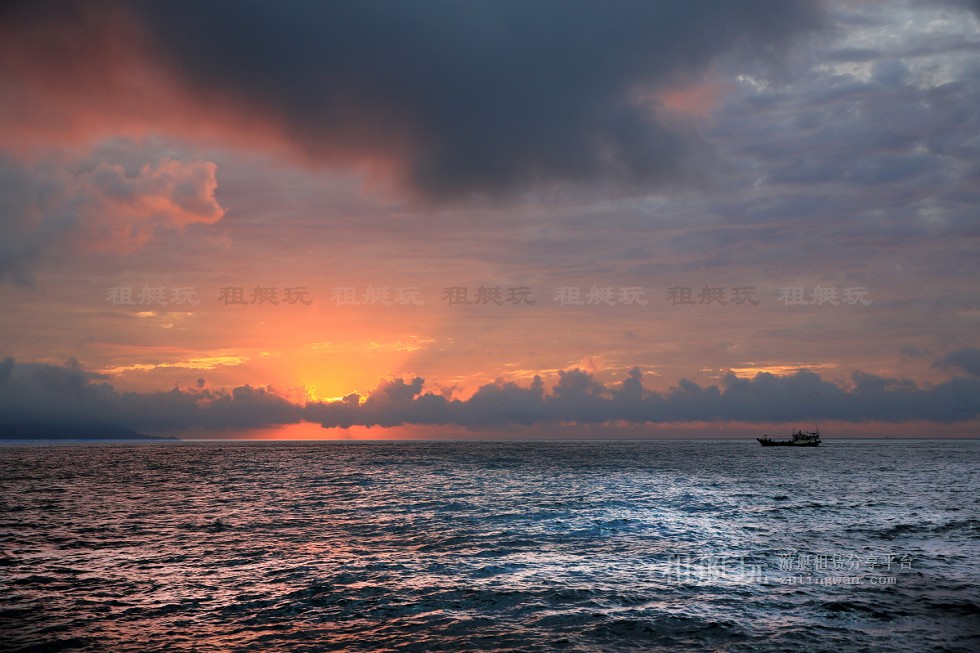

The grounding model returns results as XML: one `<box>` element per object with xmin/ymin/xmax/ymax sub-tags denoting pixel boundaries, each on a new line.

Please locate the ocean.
<box><xmin>1</xmin><ymin>439</ymin><xmax>977</xmax><ymax>652</ymax></box>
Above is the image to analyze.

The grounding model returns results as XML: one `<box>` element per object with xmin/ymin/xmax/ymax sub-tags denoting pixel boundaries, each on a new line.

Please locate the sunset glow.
<box><xmin>1</xmin><ymin>1</ymin><xmax>979</xmax><ymax>439</ymax></box>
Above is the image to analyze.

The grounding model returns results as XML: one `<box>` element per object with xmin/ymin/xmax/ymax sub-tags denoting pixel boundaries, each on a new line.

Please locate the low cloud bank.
<box><xmin>1</xmin><ymin>354</ymin><xmax>978</xmax><ymax>434</ymax></box>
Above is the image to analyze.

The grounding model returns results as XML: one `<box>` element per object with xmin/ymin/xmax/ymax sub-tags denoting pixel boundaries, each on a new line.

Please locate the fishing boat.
<box><xmin>757</xmin><ymin>429</ymin><xmax>821</xmax><ymax>446</ymax></box>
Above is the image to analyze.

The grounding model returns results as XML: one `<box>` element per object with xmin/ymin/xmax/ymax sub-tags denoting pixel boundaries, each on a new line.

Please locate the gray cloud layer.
<box><xmin>1</xmin><ymin>355</ymin><xmax>977</xmax><ymax>434</ymax></box>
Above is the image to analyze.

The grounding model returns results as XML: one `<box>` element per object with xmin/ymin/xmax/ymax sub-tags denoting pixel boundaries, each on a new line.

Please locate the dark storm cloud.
<box><xmin>2</xmin><ymin>359</ymin><xmax>978</xmax><ymax>435</ymax></box>
<box><xmin>933</xmin><ymin>348</ymin><xmax>980</xmax><ymax>377</ymax></box>
<box><xmin>2</xmin><ymin>0</ymin><xmax>823</xmax><ymax>200</ymax></box>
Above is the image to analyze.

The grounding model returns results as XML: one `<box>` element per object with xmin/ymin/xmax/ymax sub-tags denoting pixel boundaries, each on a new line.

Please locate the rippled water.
<box><xmin>1</xmin><ymin>440</ymin><xmax>978</xmax><ymax>652</ymax></box>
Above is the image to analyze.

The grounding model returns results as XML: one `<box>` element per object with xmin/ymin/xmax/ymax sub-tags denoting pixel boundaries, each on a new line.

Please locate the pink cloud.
<box><xmin>81</xmin><ymin>158</ymin><xmax>224</xmax><ymax>250</ymax></box>
<box><xmin>0</xmin><ymin>153</ymin><xmax>224</xmax><ymax>278</ymax></box>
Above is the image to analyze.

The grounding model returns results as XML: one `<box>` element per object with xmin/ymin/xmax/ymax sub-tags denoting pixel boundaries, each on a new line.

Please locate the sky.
<box><xmin>1</xmin><ymin>0</ymin><xmax>979</xmax><ymax>439</ymax></box>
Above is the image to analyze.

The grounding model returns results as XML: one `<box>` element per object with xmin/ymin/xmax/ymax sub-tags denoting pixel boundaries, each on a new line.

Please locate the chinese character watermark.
<box><xmin>666</xmin><ymin>549</ymin><xmax>912</xmax><ymax>586</ymax></box>
<box><xmin>777</xmin><ymin>286</ymin><xmax>872</xmax><ymax>306</ymax></box>
<box><xmin>443</xmin><ymin>286</ymin><xmax>537</xmax><ymax>306</ymax></box>
<box><xmin>665</xmin><ymin>286</ymin><xmax>759</xmax><ymax>306</ymax></box>
<box><xmin>106</xmin><ymin>283</ymin><xmax>873</xmax><ymax>310</ymax></box>
<box><xmin>107</xmin><ymin>286</ymin><xmax>200</xmax><ymax>306</ymax></box>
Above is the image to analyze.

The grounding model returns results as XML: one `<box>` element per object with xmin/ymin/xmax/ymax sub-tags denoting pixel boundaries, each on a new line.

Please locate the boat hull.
<box><xmin>756</xmin><ymin>438</ymin><xmax>819</xmax><ymax>447</ymax></box>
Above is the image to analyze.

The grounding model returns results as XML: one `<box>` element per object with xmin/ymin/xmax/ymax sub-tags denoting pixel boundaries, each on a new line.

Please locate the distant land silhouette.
<box><xmin>0</xmin><ymin>423</ymin><xmax>177</xmax><ymax>441</ymax></box>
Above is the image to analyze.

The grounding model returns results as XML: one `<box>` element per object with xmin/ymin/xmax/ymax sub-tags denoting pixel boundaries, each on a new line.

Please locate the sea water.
<box><xmin>1</xmin><ymin>439</ymin><xmax>977</xmax><ymax>651</ymax></box>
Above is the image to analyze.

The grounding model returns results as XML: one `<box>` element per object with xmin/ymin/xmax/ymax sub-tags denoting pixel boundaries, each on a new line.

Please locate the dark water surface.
<box><xmin>1</xmin><ymin>439</ymin><xmax>978</xmax><ymax>652</ymax></box>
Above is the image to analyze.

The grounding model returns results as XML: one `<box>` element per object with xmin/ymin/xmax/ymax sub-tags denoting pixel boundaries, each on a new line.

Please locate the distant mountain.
<box><xmin>0</xmin><ymin>423</ymin><xmax>178</xmax><ymax>441</ymax></box>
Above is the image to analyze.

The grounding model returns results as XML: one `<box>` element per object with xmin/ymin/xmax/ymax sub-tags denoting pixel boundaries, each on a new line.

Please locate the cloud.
<box><xmin>87</xmin><ymin>159</ymin><xmax>224</xmax><ymax>229</ymax></box>
<box><xmin>0</xmin><ymin>158</ymin><xmax>75</xmax><ymax>284</ymax></box>
<box><xmin>0</xmin><ymin>152</ymin><xmax>223</xmax><ymax>282</ymax></box>
<box><xmin>0</xmin><ymin>0</ymin><xmax>824</xmax><ymax>200</ymax></box>
<box><xmin>1</xmin><ymin>358</ymin><xmax>977</xmax><ymax>435</ymax></box>
<box><xmin>0</xmin><ymin>358</ymin><xmax>300</xmax><ymax>431</ymax></box>
<box><xmin>0</xmin><ymin>357</ymin><xmax>14</xmax><ymax>384</ymax></box>
<box><xmin>320</xmin><ymin>367</ymin><xmax>979</xmax><ymax>427</ymax></box>
<box><xmin>944</xmin><ymin>0</ymin><xmax>980</xmax><ymax>17</ymax></box>
<box><xmin>933</xmin><ymin>348</ymin><xmax>980</xmax><ymax>377</ymax></box>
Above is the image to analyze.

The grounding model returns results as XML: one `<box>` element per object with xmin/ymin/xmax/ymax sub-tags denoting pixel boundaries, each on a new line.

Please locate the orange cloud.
<box><xmin>656</xmin><ymin>78</ymin><xmax>734</xmax><ymax>120</ymax></box>
<box><xmin>42</xmin><ymin>156</ymin><xmax>225</xmax><ymax>253</ymax></box>
<box><xmin>80</xmin><ymin>158</ymin><xmax>225</xmax><ymax>250</ymax></box>
<box><xmin>630</xmin><ymin>75</ymin><xmax>735</xmax><ymax>122</ymax></box>
<box><xmin>0</xmin><ymin>4</ymin><xmax>285</xmax><ymax>163</ymax></box>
